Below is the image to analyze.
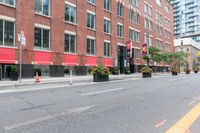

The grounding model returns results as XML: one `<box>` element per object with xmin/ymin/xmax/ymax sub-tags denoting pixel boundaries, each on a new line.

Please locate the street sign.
<box><xmin>18</xmin><ymin>31</ymin><xmax>26</xmax><ymax>46</ymax></box>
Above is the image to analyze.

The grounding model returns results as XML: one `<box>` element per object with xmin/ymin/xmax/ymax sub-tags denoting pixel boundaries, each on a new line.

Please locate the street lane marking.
<box><xmin>155</xmin><ymin>120</ymin><xmax>167</xmax><ymax>128</ymax></box>
<box><xmin>82</xmin><ymin>88</ymin><xmax>125</xmax><ymax>96</ymax></box>
<box><xmin>3</xmin><ymin>105</ymin><xmax>96</xmax><ymax>131</ymax></box>
<box><xmin>188</xmin><ymin>100</ymin><xmax>196</xmax><ymax>106</ymax></box>
<box><xmin>165</xmin><ymin>102</ymin><xmax>200</xmax><ymax>133</ymax></box>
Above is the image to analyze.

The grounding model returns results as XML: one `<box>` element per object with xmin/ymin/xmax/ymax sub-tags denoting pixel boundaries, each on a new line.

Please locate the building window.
<box><xmin>129</xmin><ymin>9</ymin><xmax>140</xmax><ymax>24</ymax></box>
<box><xmin>35</xmin><ymin>0</ymin><xmax>50</xmax><ymax>16</ymax></box>
<box><xmin>156</xmin><ymin>39</ymin><xmax>163</xmax><ymax>50</ymax></box>
<box><xmin>0</xmin><ymin>19</ymin><xmax>14</xmax><ymax>47</ymax></box>
<box><xmin>87</xmin><ymin>12</ymin><xmax>95</xmax><ymax>29</ymax></box>
<box><xmin>165</xmin><ymin>5</ymin><xmax>170</xmax><ymax>14</ymax></box>
<box><xmin>156</xmin><ymin>24</ymin><xmax>163</xmax><ymax>35</ymax></box>
<box><xmin>165</xmin><ymin>30</ymin><xmax>170</xmax><ymax>39</ymax></box>
<box><xmin>156</xmin><ymin>12</ymin><xmax>162</xmax><ymax>23</ymax></box>
<box><xmin>135</xmin><ymin>49</ymin><xmax>140</xmax><ymax>59</ymax></box>
<box><xmin>117</xmin><ymin>2</ymin><xmax>123</xmax><ymax>17</ymax></box>
<box><xmin>65</xmin><ymin>4</ymin><xmax>76</xmax><ymax>23</ymax></box>
<box><xmin>0</xmin><ymin>0</ymin><xmax>15</xmax><ymax>6</ymax></box>
<box><xmin>64</xmin><ymin>34</ymin><xmax>76</xmax><ymax>53</ymax></box>
<box><xmin>129</xmin><ymin>0</ymin><xmax>139</xmax><ymax>7</ymax></box>
<box><xmin>135</xmin><ymin>31</ymin><xmax>140</xmax><ymax>42</ymax></box>
<box><xmin>87</xmin><ymin>0</ymin><xmax>95</xmax><ymax>4</ymax></box>
<box><xmin>87</xmin><ymin>38</ymin><xmax>95</xmax><ymax>55</ymax></box>
<box><xmin>166</xmin><ymin>43</ymin><xmax>170</xmax><ymax>51</ymax></box>
<box><xmin>156</xmin><ymin>0</ymin><xmax>162</xmax><ymax>6</ymax></box>
<box><xmin>104</xmin><ymin>0</ymin><xmax>111</xmax><ymax>11</ymax></box>
<box><xmin>104</xmin><ymin>19</ymin><xmax>111</xmax><ymax>34</ymax></box>
<box><xmin>117</xmin><ymin>24</ymin><xmax>123</xmax><ymax>37</ymax></box>
<box><xmin>129</xmin><ymin>29</ymin><xmax>134</xmax><ymax>41</ymax></box>
<box><xmin>34</xmin><ymin>27</ymin><xmax>50</xmax><ymax>50</ymax></box>
<box><xmin>104</xmin><ymin>41</ymin><xmax>111</xmax><ymax>57</ymax></box>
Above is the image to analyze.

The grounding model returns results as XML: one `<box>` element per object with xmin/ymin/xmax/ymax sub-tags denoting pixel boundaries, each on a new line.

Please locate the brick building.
<box><xmin>0</xmin><ymin>0</ymin><xmax>174</xmax><ymax>78</ymax></box>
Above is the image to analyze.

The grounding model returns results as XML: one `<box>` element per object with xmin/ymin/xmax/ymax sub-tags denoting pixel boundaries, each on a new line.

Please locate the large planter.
<box><xmin>142</xmin><ymin>73</ymin><xmax>152</xmax><ymax>78</ymax></box>
<box><xmin>172</xmin><ymin>72</ymin><xmax>178</xmax><ymax>76</ymax></box>
<box><xmin>10</xmin><ymin>72</ymin><xmax>18</xmax><ymax>81</ymax></box>
<box><xmin>186</xmin><ymin>71</ymin><xmax>190</xmax><ymax>74</ymax></box>
<box><xmin>93</xmin><ymin>73</ymin><xmax>109</xmax><ymax>82</ymax></box>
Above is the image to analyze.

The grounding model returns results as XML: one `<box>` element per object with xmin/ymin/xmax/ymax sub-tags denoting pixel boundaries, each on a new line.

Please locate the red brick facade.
<box><xmin>0</xmin><ymin>0</ymin><xmax>174</xmax><ymax>77</ymax></box>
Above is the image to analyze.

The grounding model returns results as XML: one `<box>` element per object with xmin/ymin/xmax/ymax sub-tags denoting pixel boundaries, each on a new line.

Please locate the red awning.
<box><xmin>64</xmin><ymin>54</ymin><xmax>79</xmax><ymax>66</ymax></box>
<box><xmin>34</xmin><ymin>51</ymin><xmax>52</xmax><ymax>65</ymax></box>
<box><xmin>104</xmin><ymin>58</ymin><xmax>113</xmax><ymax>67</ymax></box>
<box><xmin>0</xmin><ymin>48</ymin><xmax>16</xmax><ymax>64</ymax></box>
<box><xmin>85</xmin><ymin>56</ymin><xmax>97</xmax><ymax>66</ymax></box>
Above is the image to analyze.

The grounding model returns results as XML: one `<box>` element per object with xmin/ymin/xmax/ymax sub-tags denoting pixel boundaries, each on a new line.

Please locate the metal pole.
<box><xmin>70</xmin><ymin>70</ymin><xmax>72</xmax><ymax>85</ymax></box>
<box><xmin>19</xmin><ymin>43</ymin><xmax>22</xmax><ymax>83</ymax></box>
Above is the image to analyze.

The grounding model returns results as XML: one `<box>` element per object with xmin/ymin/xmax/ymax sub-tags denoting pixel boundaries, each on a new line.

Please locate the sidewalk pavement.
<box><xmin>0</xmin><ymin>73</ymin><xmax>170</xmax><ymax>88</ymax></box>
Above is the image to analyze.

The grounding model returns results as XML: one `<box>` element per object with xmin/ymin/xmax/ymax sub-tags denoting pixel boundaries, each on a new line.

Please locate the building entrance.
<box><xmin>117</xmin><ymin>45</ymin><xmax>126</xmax><ymax>73</ymax></box>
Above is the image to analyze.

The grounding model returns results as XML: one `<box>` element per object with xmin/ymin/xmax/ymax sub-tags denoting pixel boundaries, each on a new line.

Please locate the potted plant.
<box><xmin>193</xmin><ymin>66</ymin><xmax>199</xmax><ymax>73</ymax></box>
<box><xmin>141</xmin><ymin>66</ymin><xmax>152</xmax><ymax>78</ymax></box>
<box><xmin>92</xmin><ymin>66</ymin><xmax>110</xmax><ymax>82</ymax></box>
<box><xmin>10</xmin><ymin>65</ymin><xmax>18</xmax><ymax>81</ymax></box>
<box><xmin>34</xmin><ymin>68</ymin><xmax>42</xmax><ymax>76</ymax></box>
<box><xmin>110</xmin><ymin>67</ymin><xmax>119</xmax><ymax>75</ymax></box>
<box><xmin>171</xmin><ymin>67</ymin><xmax>179</xmax><ymax>75</ymax></box>
<box><xmin>185</xmin><ymin>68</ymin><xmax>191</xmax><ymax>74</ymax></box>
<box><xmin>124</xmin><ymin>67</ymin><xmax>131</xmax><ymax>75</ymax></box>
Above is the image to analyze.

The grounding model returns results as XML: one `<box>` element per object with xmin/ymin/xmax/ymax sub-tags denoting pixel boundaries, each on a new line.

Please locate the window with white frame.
<box><xmin>65</xmin><ymin>3</ymin><xmax>76</xmax><ymax>23</ymax></box>
<box><xmin>0</xmin><ymin>19</ymin><xmax>15</xmax><ymax>47</ymax></box>
<box><xmin>0</xmin><ymin>0</ymin><xmax>15</xmax><ymax>6</ymax></box>
<box><xmin>104</xmin><ymin>41</ymin><xmax>111</xmax><ymax>57</ymax></box>
<box><xmin>156</xmin><ymin>0</ymin><xmax>162</xmax><ymax>6</ymax></box>
<box><xmin>156</xmin><ymin>24</ymin><xmax>163</xmax><ymax>35</ymax></box>
<box><xmin>104</xmin><ymin>19</ymin><xmax>111</xmax><ymax>34</ymax></box>
<box><xmin>104</xmin><ymin>0</ymin><xmax>111</xmax><ymax>11</ymax></box>
<box><xmin>35</xmin><ymin>0</ymin><xmax>50</xmax><ymax>16</ymax></box>
<box><xmin>165</xmin><ymin>30</ymin><xmax>170</xmax><ymax>39</ymax></box>
<box><xmin>135</xmin><ymin>49</ymin><xmax>140</xmax><ymax>59</ymax></box>
<box><xmin>144</xmin><ymin>18</ymin><xmax>149</xmax><ymax>29</ymax></box>
<box><xmin>165</xmin><ymin>18</ymin><xmax>170</xmax><ymax>28</ymax></box>
<box><xmin>149</xmin><ymin>36</ymin><xmax>153</xmax><ymax>46</ymax></box>
<box><xmin>129</xmin><ymin>29</ymin><xmax>134</xmax><ymax>41</ymax></box>
<box><xmin>156</xmin><ymin>12</ymin><xmax>162</xmax><ymax>23</ymax></box>
<box><xmin>34</xmin><ymin>27</ymin><xmax>50</xmax><ymax>50</ymax></box>
<box><xmin>87</xmin><ymin>12</ymin><xmax>95</xmax><ymax>29</ymax></box>
<box><xmin>166</xmin><ymin>43</ymin><xmax>170</xmax><ymax>51</ymax></box>
<box><xmin>87</xmin><ymin>38</ymin><xmax>96</xmax><ymax>55</ymax></box>
<box><xmin>144</xmin><ymin>3</ymin><xmax>152</xmax><ymax>16</ymax></box>
<box><xmin>145</xmin><ymin>34</ymin><xmax>153</xmax><ymax>46</ymax></box>
<box><xmin>129</xmin><ymin>9</ymin><xmax>140</xmax><ymax>24</ymax></box>
<box><xmin>117</xmin><ymin>24</ymin><xmax>123</xmax><ymax>37</ymax></box>
<box><xmin>156</xmin><ymin>39</ymin><xmax>162</xmax><ymax>50</ymax></box>
<box><xmin>165</xmin><ymin>5</ymin><xmax>170</xmax><ymax>14</ymax></box>
<box><xmin>87</xmin><ymin>0</ymin><xmax>95</xmax><ymax>5</ymax></box>
<box><xmin>117</xmin><ymin>2</ymin><xmax>123</xmax><ymax>17</ymax></box>
<box><xmin>64</xmin><ymin>33</ymin><xmax>76</xmax><ymax>53</ymax></box>
<box><xmin>135</xmin><ymin>31</ymin><xmax>140</xmax><ymax>42</ymax></box>
<box><xmin>129</xmin><ymin>0</ymin><xmax>139</xmax><ymax>7</ymax></box>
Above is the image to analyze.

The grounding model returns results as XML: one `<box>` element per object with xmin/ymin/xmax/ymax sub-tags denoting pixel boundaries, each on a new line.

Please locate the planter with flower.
<box><xmin>185</xmin><ymin>68</ymin><xmax>191</xmax><ymax>74</ymax></box>
<box><xmin>193</xmin><ymin>66</ymin><xmax>199</xmax><ymax>73</ymax></box>
<box><xmin>92</xmin><ymin>66</ymin><xmax>110</xmax><ymax>82</ymax></box>
<box><xmin>171</xmin><ymin>67</ymin><xmax>179</xmax><ymax>75</ymax></box>
<box><xmin>141</xmin><ymin>66</ymin><xmax>152</xmax><ymax>78</ymax></box>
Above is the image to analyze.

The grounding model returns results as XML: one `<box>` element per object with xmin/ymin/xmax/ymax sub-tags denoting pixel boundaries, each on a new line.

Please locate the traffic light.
<box><xmin>126</xmin><ymin>40</ymin><xmax>132</xmax><ymax>58</ymax></box>
<box><xmin>142</xmin><ymin>43</ymin><xmax>148</xmax><ymax>55</ymax></box>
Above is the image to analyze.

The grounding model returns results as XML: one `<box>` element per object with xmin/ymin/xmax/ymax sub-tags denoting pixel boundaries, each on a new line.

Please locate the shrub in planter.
<box><xmin>171</xmin><ymin>67</ymin><xmax>179</xmax><ymax>75</ymax></box>
<box><xmin>110</xmin><ymin>67</ymin><xmax>119</xmax><ymax>75</ymax></box>
<box><xmin>92</xmin><ymin>66</ymin><xmax>110</xmax><ymax>82</ymax></box>
<box><xmin>141</xmin><ymin>66</ymin><xmax>152</xmax><ymax>78</ymax></box>
<box><xmin>185</xmin><ymin>68</ymin><xmax>191</xmax><ymax>74</ymax></box>
<box><xmin>10</xmin><ymin>65</ymin><xmax>18</xmax><ymax>81</ymax></box>
<box><xmin>193</xmin><ymin>66</ymin><xmax>199</xmax><ymax>73</ymax></box>
<box><xmin>34</xmin><ymin>68</ymin><xmax>42</xmax><ymax>76</ymax></box>
<box><xmin>124</xmin><ymin>67</ymin><xmax>131</xmax><ymax>75</ymax></box>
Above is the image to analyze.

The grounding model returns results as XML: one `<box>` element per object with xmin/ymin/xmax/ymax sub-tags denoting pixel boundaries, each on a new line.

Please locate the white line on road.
<box><xmin>3</xmin><ymin>105</ymin><xmax>96</xmax><ymax>131</ymax></box>
<box><xmin>82</xmin><ymin>88</ymin><xmax>125</xmax><ymax>96</ymax></box>
<box><xmin>155</xmin><ymin>119</ymin><xmax>167</xmax><ymax>128</ymax></box>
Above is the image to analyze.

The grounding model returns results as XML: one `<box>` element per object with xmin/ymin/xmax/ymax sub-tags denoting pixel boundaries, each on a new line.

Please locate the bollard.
<box><xmin>69</xmin><ymin>70</ymin><xmax>73</xmax><ymax>85</ymax></box>
<box><xmin>118</xmin><ymin>70</ymin><xmax>121</xmax><ymax>80</ymax></box>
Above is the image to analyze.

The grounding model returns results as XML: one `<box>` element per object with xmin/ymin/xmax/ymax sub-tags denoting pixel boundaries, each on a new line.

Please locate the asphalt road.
<box><xmin>0</xmin><ymin>74</ymin><xmax>199</xmax><ymax>133</ymax></box>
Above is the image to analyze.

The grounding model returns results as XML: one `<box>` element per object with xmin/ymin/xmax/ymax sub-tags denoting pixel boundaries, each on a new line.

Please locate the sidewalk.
<box><xmin>0</xmin><ymin>73</ymin><xmax>170</xmax><ymax>88</ymax></box>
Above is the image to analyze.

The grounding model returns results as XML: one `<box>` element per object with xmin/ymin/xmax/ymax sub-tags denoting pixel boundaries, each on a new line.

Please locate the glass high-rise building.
<box><xmin>172</xmin><ymin>0</ymin><xmax>200</xmax><ymax>43</ymax></box>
